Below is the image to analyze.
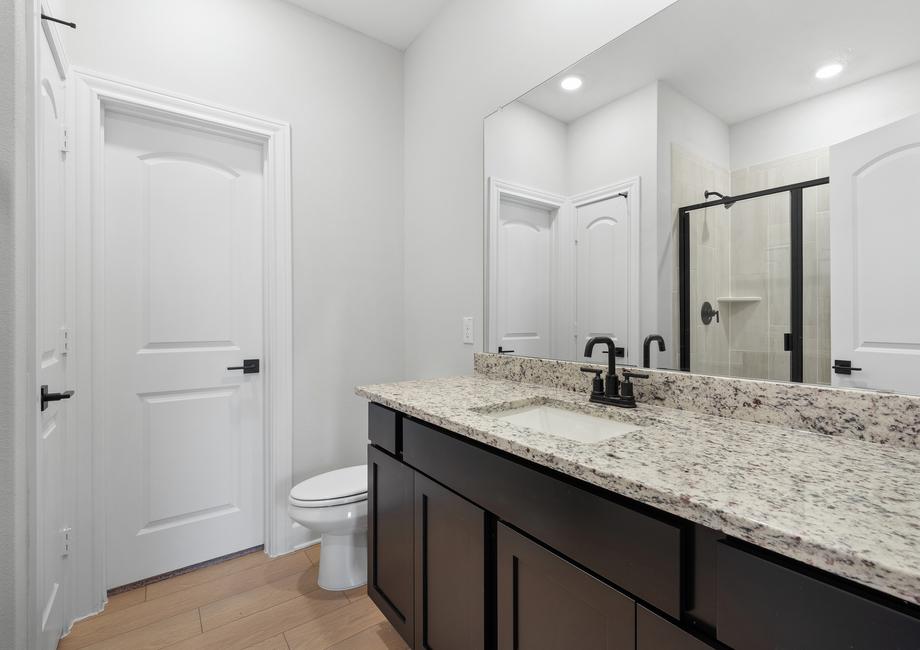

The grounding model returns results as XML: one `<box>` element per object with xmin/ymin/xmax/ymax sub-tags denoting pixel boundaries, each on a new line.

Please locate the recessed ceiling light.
<box><xmin>815</xmin><ymin>63</ymin><xmax>844</xmax><ymax>80</ymax></box>
<box><xmin>560</xmin><ymin>75</ymin><xmax>583</xmax><ymax>91</ymax></box>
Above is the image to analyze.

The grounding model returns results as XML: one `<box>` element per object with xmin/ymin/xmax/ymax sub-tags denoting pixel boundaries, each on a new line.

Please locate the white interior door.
<box><xmin>102</xmin><ymin>108</ymin><xmax>265</xmax><ymax>588</ymax></box>
<box><xmin>494</xmin><ymin>197</ymin><xmax>555</xmax><ymax>358</ymax></box>
<box><xmin>575</xmin><ymin>196</ymin><xmax>631</xmax><ymax>364</ymax></box>
<box><xmin>830</xmin><ymin>113</ymin><xmax>920</xmax><ymax>394</ymax></box>
<box><xmin>36</xmin><ymin>25</ymin><xmax>72</xmax><ymax>649</ymax></box>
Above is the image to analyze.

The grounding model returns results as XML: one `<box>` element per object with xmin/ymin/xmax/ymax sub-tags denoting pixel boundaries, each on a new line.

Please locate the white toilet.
<box><xmin>288</xmin><ymin>464</ymin><xmax>368</xmax><ymax>591</ymax></box>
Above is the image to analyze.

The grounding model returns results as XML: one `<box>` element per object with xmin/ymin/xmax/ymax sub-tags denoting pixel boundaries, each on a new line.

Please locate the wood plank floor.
<box><xmin>60</xmin><ymin>546</ymin><xmax>406</xmax><ymax>650</ymax></box>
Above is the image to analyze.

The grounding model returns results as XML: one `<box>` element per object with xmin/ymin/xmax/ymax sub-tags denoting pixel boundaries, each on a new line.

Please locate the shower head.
<box><xmin>704</xmin><ymin>190</ymin><xmax>735</xmax><ymax>209</ymax></box>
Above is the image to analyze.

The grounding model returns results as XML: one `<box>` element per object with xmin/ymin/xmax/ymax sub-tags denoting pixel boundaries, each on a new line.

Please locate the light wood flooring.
<box><xmin>59</xmin><ymin>545</ymin><xmax>406</xmax><ymax>650</ymax></box>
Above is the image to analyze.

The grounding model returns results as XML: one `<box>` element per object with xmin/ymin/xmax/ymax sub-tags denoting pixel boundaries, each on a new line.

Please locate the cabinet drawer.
<box><xmin>717</xmin><ymin>541</ymin><xmax>920</xmax><ymax>650</ymax></box>
<box><xmin>368</xmin><ymin>402</ymin><xmax>399</xmax><ymax>455</ymax></box>
<box><xmin>637</xmin><ymin>606</ymin><xmax>713</xmax><ymax>650</ymax></box>
<box><xmin>498</xmin><ymin>524</ymin><xmax>635</xmax><ymax>650</ymax></box>
<box><xmin>403</xmin><ymin>418</ymin><xmax>683</xmax><ymax>617</ymax></box>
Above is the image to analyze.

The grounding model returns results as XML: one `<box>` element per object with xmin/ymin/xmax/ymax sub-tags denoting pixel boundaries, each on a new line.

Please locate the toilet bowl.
<box><xmin>288</xmin><ymin>464</ymin><xmax>368</xmax><ymax>591</ymax></box>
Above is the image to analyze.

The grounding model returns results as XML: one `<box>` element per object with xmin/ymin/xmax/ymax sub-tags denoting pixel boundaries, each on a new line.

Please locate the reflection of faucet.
<box><xmin>642</xmin><ymin>335</ymin><xmax>666</xmax><ymax>369</ymax></box>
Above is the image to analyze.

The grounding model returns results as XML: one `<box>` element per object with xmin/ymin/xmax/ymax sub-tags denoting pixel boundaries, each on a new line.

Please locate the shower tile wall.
<box><xmin>675</xmin><ymin>147</ymin><xmax>831</xmax><ymax>384</ymax></box>
<box><xmin>671</xmin><ymin>145</ymin><xmax>732</xmax><ymax>377</ymax></box>
<box><xmin>730</xmin><ymin>149</ymin><xmax>831</xmax><ymax>383</ymax></box>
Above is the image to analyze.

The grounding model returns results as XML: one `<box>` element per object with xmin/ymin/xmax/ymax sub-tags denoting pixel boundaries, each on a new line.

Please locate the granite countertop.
<box><xmin>356</xmin><ymin>375</ymin><xmax>920</xmax><ymax>606</ymax></box>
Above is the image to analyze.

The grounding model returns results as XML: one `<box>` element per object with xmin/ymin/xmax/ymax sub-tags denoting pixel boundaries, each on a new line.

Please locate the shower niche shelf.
<box><xmin>716</xmin><ymin>296</ymin><xmax>762</xmax><ymax>303</ymax></box>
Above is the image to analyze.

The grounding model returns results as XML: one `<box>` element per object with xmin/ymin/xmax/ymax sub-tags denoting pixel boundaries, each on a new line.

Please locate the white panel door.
<box><xmin>495</xmin><ymin>198</ymin><xmax>554</xmax><ymax>358</ymax></box>
<box><xmin>830</xmin><ymin>113</ymin><xmax>920</xmax><ymax>394</ymax></box>
<box><xmin>103</xmin><ymin>109</ymin><xmax>265</xmax><ymax>588</ymax></box>
<box><xmin>36</xmin><ymin>27</ymin><xmax>72</xmax><ymax>649</ymax></box>
<box><xmin>576</xmin><ymin>196</ymin><xmax>631</xmax><ymax>364</ymax></box>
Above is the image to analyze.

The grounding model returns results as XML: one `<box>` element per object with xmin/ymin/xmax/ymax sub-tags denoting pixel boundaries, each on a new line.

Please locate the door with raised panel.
<box><xmin>102</xmin><ymin>108</ymin><xmax>265</xmax><ymax>588</ymax></box>
<box><xmin>498</xmin><ymin>524</ymin><xmax>635</xmax><ymax>650</ymax></box>
<box><xmin>575</xmin><ymin>195</ymin><xmax>631</xmax><ymax>365</ymax></box>
<box><xmin>414</xmin><ymin>473</ymin><xmax>486</xmax><ymax>649</ymax></box>
<box><xmin>494</xmin><ymin>196</ymin><xmax>557</xmax><ymax>358</ymax></box>
<box><xmin>830</xmin><ymin>112</ymin><xmax>920</xmax><ymax>394</ymax></box>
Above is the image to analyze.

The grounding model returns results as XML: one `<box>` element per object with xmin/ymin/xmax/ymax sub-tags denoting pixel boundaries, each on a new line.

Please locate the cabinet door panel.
<box><xmin>415</xmin><ymin>473</ymin><xmax>486</xmax><ymax>649</ymax></box>
<box><xmin>717</xmin><ymin>541</ymin><xmax>920</xmax><ymax>650</ymax></box>
<box><xmin>637</xmin><ymin>606</ymin><xmax>713</xmax><ymax>650</ymax></box>
<box><xmin>498</xmin><ymin>524</ymin><xmax>634</xmax><ymax>650</ymax></box>
<box><xmin>368</xmin><ymin>445</ymin><xmax>414</xmax><ymax>646</ymax></box>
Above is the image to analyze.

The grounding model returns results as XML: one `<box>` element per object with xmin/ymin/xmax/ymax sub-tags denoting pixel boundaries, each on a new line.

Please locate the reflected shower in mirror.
<box><xmin>483</xmin><ymin>0</ymin><xmax>920</xmax><ymax>395</ymax></box>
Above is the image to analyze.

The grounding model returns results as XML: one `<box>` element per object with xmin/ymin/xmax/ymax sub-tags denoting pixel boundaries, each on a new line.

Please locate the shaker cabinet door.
<box><xmin>368</xmin><ymin>445</ymin><xmax>415</xmax><ymax>647</ymax></box>
<box><xmin>497</xmin><ymin>523</ymin><xmax>635</xmax><ymax>650</ymax></box>
<box><xmin>414</xmin><ymin>473</ymin><xmax>487</xmax><ymax>649</ymax></box>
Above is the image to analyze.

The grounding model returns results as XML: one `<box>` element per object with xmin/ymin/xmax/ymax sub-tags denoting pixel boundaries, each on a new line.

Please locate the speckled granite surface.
<box><xmin>474</xmin><ymin>353</ymin><xmax>920</xmax><ymax>449</ymax></box>
<box><xmin>356</xmin><ymin>375</ymin><xmax>920</xmax><ymax>605</ymax></box>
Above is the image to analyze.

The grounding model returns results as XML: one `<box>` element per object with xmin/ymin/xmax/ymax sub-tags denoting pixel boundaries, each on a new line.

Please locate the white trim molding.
<box><xmin>70</xmin><ymin>69</ymin><xmax>294</xmax><ymax>618</ymax></box>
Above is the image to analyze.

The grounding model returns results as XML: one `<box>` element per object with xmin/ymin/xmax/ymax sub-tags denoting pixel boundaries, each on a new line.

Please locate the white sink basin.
<box><xmin>490</xmin><ymin>403</ymin><xmax>642</xmax><ymax>443</ymax></box>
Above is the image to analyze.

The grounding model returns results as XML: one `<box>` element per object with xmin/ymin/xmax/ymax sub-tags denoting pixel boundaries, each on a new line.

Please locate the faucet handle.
<box><xmin>622</xmin><ymin>370</ymin><xmax>649</xmax><ymax>380</ymax></box>
<box><xmin>580</xmin><ymin>367</ymin><xmax>605</xmax><ymax>396</ymax></box>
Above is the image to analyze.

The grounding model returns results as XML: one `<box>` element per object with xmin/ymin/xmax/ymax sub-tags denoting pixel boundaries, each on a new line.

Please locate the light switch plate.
<box><xmin>462</xmin><ymin>317</ymin><xmax>474</xmax><ymax>344</ymax></box>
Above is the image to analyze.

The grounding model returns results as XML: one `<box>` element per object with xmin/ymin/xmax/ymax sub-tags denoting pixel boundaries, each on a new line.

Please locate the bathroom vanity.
<box><xmin>358</xmin><ymin>369</ymin><xmax>920</xmax><ymax>650</ymax></box>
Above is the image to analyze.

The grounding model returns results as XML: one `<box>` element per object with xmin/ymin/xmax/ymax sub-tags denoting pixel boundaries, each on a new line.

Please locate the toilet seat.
<box><xmin>289</xmin><ymin>464</ymin><xmax>367</xmax><ymax>509</ymax></box>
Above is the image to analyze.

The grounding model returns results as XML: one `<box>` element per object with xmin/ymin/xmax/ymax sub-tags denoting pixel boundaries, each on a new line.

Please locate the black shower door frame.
<box><xmin>678</xmin><ymin>176</ymin><xmax>830</xmax><ymax>382</ymax></box>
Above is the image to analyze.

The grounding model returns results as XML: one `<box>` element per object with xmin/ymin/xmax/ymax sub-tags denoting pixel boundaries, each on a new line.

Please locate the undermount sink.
<box><xmin>489</xmin><ymin>402</ymin><xmax>642</xmax><ymax>443</ymax></box>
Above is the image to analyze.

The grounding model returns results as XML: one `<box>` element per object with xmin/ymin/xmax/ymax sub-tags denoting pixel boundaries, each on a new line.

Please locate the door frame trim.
<box><xmin>70</xmin><ymin>68</ymin><xmax>294</xmax><ymax>614</ymax></box>
<box><xmin>486</xmin><ymin>177</ymin><xmax>566</xmax><ymax>356</ymax></box>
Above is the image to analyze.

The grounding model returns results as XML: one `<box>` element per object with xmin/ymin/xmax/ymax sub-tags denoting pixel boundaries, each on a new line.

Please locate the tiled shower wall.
<box><xmin>730</xmin><ymin>149</ymin><xmax>831</xmax><ymax>384</ymax></box>
<box><xmin>675</xmin><ymin>147</ymin><xmax>831</xmax><ymax>384</ymax></box>
<box><xmin>670</xmin><ymin>145</ymin><xmax>732</xmax><ymax>376</ymax></box>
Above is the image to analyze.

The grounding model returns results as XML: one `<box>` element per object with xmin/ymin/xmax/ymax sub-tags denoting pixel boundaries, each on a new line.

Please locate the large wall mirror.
<box><xmin>483</xmin><ymin>0</ymin><xmax>920</xmax><ymax>396</ymax></box>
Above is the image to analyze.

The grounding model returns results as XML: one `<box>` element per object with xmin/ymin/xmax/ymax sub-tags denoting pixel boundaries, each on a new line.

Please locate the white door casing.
<box><xmin>72</xmin><ymin>70</ymin><xmax>292</xmax><ymax>605</ymax></box>
<box><xmin>35</xmin><ymin>15</ymin><xmax>72</xmax><ymax>648</ymax></box>
<box><xmin>487</xmin><ymin>179</ymin><xmax>566</xmax><ymax>358</ymax></box>
<box><xmin>830</xmin><ymin>113</ymin><xmax>920</xmax><ymax>394</ymax></box>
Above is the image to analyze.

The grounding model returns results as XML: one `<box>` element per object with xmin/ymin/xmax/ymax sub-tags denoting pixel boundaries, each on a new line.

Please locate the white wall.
<box><xmin>731</xmin><ymin>61</ymin><xmax>920</xmax><ymax>169</ymax></box>
<box><xmin>0</xmin><ymin>0</ymin><xmax>31</xmax><ymax>647</ymax></box>
<box><xmin>403</xmin><ymin>0</ymin><xmax>679</xmax><ymax>378</ymax></box>
<box><xmin>657</xmin><ymin>82</ymin><xmax>731</xmax><ymax>368</ymax></box>
<box><xmin>484</xmin><ymin>102</ymin><xmax>567</xmax><ymax>195</ymax></box>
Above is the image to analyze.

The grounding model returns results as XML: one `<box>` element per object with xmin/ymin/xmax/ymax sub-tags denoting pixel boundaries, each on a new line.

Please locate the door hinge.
<box><xmin>61</xmin><ymin>527</ymin><xmax>72</xmax><ymax>556</ymax></box>
<box><xmin>61</xmin><ymin>126</ymin><xmax>69</xmax><ymax>154</ymax></box>
<box><xmin>59</xmin><ymin>327</ymin><xmax>70</xmax><ymax>355</ymax></box>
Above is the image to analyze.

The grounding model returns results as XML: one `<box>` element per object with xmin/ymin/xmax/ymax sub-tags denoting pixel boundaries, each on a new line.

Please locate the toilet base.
<box><xmin>317</xmin><ymin>531</ymin><xmax>367</xmax><ymax>591</ymax></box>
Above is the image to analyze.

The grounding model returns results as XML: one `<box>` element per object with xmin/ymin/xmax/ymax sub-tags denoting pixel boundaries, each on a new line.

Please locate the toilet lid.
<box><xmin>290</xmin><ymin>464</ymin><xmax>367</xmax><ymax>505</ymax></box>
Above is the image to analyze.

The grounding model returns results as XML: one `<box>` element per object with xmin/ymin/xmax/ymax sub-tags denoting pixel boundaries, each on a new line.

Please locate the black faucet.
<box><xmin>642</xmin><ymin>334</ymin><xmax>666</xmax><ymax>369</ymax></box>
<box><xmin>580</xmin><ymin>337</ymin><xmax>647</xmax><ymax>408</ymax></box>
<box><xmin>583</xmin><ymin>336</ymin><xmax>619</xmax><ymax>398</ymax></box>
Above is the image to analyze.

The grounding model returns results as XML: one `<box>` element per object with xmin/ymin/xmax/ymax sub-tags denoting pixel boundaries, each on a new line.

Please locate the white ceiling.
<box><xmin>519</xmin><ymin>0</ymin><xmax>920</xmax><ymax>125</ymax></box>
<box><xmin>283</xmin><ymin>0</ymin><xmax>449</xmax><ymax>50</ymax></box>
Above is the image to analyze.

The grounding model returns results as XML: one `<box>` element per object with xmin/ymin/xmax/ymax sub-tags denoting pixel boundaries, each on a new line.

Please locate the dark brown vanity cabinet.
<box><xmin>368</xmin><ymin>403</ymin><xmax>920</xmax><ymax>650</ymax></box>
<box><xmin>498</xmin><ymin>524</ymin><xmax>635</xmax><ymax>649</ymax></box>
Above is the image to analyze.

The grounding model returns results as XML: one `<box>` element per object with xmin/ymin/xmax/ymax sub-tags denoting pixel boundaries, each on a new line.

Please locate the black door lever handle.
<box><xmin>41</xmin><ymin>385</ymin><xmax>74</xmax><ymax>412</ymax></box>
<box><xmin>227</xmin><ymin>359</ymin><xmax>260</xmax><ymax>374</ymax></box>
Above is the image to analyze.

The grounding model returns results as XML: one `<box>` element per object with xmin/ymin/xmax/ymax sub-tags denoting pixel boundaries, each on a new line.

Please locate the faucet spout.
<box><xmin>642</xmin><ymin>334</ymin><xmax>666</xmax><ymax>368</ymax></box>
<box><xmin>584</xmin><ymin>336</ymin><xmax>618</xmax><ymax>397</ymax></box>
